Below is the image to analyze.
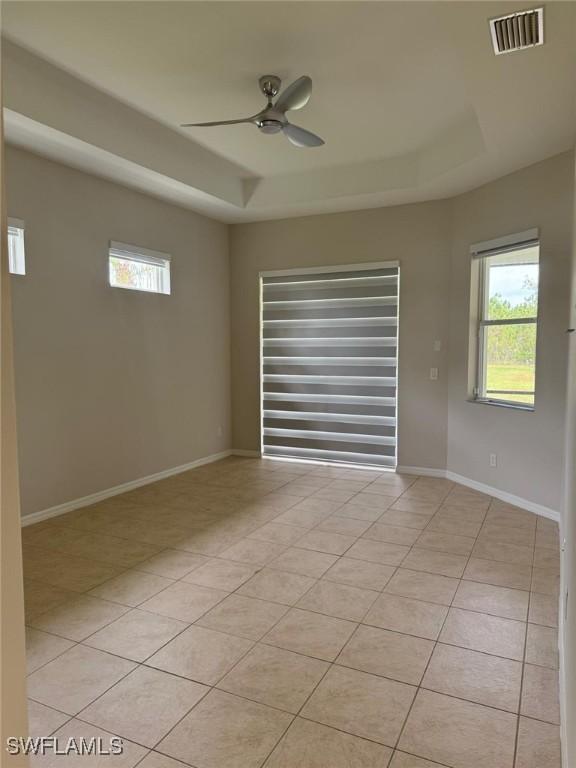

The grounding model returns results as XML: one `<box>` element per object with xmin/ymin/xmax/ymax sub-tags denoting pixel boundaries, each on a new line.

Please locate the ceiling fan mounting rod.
<box><xmin>259</xmin><ymin>75</ymin><xmax>281</xmax><ymax>100</ymax></box>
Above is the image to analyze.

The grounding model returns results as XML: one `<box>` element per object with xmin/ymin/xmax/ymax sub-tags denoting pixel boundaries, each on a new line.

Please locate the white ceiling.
<box><xmin>2</xmin><ymin>1</ymin><xmax>576</xmax><ymax>221</ymax></box>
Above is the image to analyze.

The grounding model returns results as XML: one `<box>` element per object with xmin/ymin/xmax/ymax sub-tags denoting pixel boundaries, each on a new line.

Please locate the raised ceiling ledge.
<box><xmin>3</xmin><ymin>38</ymin><xmax>487</xmax><ymax>222</ymax></box>
<box><xmin>2</xmin><ymin>17</ymin><xmax>573</xmax><ymax>224</ymax></box>
<box><xmin>2</xmin><ymin>39</ymin><xmax>252</xmax><ymax>214</ymax></box>
<box><xmin>3</xmin><ymin>110</ymin><xmax>250</xmax><ymax>222</ymax></box>
<box><xmin>245</xmin><ymin>108</ymin><xmax>486</xmax><ymax>209</ymax></box>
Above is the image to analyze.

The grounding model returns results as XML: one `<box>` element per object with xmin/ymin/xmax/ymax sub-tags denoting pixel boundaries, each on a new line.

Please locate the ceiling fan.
<box><xmin>181</xmin><ymin>75</ymin><xmax>325</xmax><ymax>148</ymax></box>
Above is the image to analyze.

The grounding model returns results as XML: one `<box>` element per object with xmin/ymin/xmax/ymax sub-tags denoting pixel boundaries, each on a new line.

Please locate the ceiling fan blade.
<box><xmin>283</xmin><ymin>122</ymin><xmax>325</xmax><ymax>148</ymax></box>
<box><xmin>275</xmin><ymin>76</ymin><xmax>312</xmax><ymax>112</ymax></box>
<box><xmin>181</xmin><ymin>118</ymin><xmax>253</xmax><ymax>127</ymax></box>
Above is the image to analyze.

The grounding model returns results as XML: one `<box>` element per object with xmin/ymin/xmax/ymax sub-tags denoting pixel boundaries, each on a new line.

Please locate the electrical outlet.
<box><xmin>217</xmin><ymin>426</ymin><xmax>223</xmax><ymax>438</ymax></box>
<box><xmin>430</xmin><ymin>367</ymin><xmax>438</xmax><ymax>380</ymax></box>
<box><xmin>433</xmin><ymin>340</ymin><xmax>442</xmax><ymax>352</ymax></box>
<box><xmin>489</xmin><ymin>453</ymin><xmax>497</xmax><ymax>468</ymax></box>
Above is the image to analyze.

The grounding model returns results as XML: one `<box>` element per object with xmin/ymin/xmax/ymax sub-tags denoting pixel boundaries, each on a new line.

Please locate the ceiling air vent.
<box><xmin>489</xmin><ymin>8</ymin><xmax>544</xmax><ymax>54</ymax></box>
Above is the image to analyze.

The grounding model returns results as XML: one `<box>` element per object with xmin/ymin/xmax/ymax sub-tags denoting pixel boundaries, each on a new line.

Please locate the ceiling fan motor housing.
<box><xmin>258</xmin><ymin>119</ymin><xmax>284</xmax><ymax>134</ymax></box>
<box><xmin>259</xmin><ymin>75</ymin><xmax>282</xmax><ymax>99</ymax></box>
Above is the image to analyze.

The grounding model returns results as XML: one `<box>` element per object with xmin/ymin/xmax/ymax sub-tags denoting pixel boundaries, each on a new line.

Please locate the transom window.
<box><xmin>7</xmin><ymin>218</ymin><xmax>26</xmax><ymax>275</ymax></box>
<box><xmin>109</xmin><ymin>241</ymin><xmax>171</xmax><ymax>295</ymax></box>
<box><xmin>472</xmin><ymin>230</ymin><xmax>539</xmax><ymax>409</ymax></box>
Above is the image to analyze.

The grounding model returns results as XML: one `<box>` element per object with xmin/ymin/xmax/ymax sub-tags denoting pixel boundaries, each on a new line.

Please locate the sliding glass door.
<box><xmin>260</xmin><ymin>262</ymin><xmax>399</xmax><ymax>468</ymax></box>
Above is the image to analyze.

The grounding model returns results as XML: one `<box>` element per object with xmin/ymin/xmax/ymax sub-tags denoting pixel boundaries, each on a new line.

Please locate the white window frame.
<box><xmin>471</xmin><ymin>229</ymin><xmax>539</xmax><ymax>410</ymax></box>
<box><xmin>7</xmin><ymin>217</ymin><xmax>26</xmax><ymax>275</ymax></box>
<box><xmin>108</xmin><ymin>241</ymin><xmax>171</xmax><ymax>295</ymax></box>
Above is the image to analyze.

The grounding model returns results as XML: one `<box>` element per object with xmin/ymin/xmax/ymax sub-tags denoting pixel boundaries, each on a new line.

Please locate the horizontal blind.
<box><xmin>261</xmin><ymin>265</ymin><xmax>399</xmax><ymax>468</ymax></box>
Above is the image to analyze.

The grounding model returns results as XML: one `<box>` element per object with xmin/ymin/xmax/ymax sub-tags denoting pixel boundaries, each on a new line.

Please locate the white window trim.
<box><xmin>260</xmin><ymin>260</ymin><xmax>400</xmax><ymax>278</ymax></box>
<box><xmin>470</xmin><ymin>228</ymin><xmax>539</xmax><ymax>258</ymax></box>
<box><xmin>470</xmin><ymin>229</ymin><xmax>539</xmax><ymax>411</ymax></box>
<box><xmin>108</xmin><ymin>241</ymin><xmax>171</xmax><ymax>295</ymax></box>
<box><xmin>7</xmin><ymin>217</ymin><xmax>26</xmax><ymax>276</ymax></box>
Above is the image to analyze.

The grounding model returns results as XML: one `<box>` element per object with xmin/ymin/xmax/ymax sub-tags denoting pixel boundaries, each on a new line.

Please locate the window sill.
<box><xmin>468</xmin><ymin>397</ymin><xmax>534</xmax><ymax>412</ymax></box>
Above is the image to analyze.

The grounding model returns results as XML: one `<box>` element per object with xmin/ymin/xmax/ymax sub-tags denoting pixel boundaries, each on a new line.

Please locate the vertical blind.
<box><xmin>261</xmin><ymin>264</ymin><xmax>399</xmax><ymax>468</ymax></box>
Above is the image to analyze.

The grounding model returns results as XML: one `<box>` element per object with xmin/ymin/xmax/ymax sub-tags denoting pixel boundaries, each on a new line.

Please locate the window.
<box><xmin>472</xmin><ymin>230</ymin><xmax>539</xmax><ymax>408</ymax></box>
<box><xmin>109</xmin><ymin>241</ymin><xmax>171</xmax><ymax>294</ymax></box>
<box><xmin>260</xmin><ymin>263</ymin><xmax>399</xmax><ymax>468</ymax></box>
<box><xmin>7</xmin><ymin>218</ymin><xmax>25</xmax><ymax>275</ymax></box>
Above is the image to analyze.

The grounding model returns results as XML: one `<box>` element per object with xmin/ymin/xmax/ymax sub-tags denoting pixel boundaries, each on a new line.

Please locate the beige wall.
<box><xmin>7</xmin><ymin>147</ymin><xmax>231</xmax><ymax>518</ymax></box>
<box><xmin>447</xmin><ymin>152</ymin><xmax>574</xmax><ymax>512</ymax></box>
<box><xmin>1</xmin><ymin>115</ymin><xmax>29</xmax><ymax>767</ymax></box>
<box><xmin>7</xmin><ymin>147</ymin><xmax>573</xmax><ymax>518</ymax></box>
<box><xmin>230</xmin><ymin>201</ymin><xmax>453</xmax><ymax>470</ymax></box>
<box><xmin>230</xmin><ymin>152</ymin><xmax>574</xmax><ymax>514</ymax></box>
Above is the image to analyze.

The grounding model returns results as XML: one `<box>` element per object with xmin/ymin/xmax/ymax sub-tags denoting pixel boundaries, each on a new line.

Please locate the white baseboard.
<box><xmin>396</xmin><ymin>465</ymin><xmax>447</xmax><ymax>478</ymax></box>
<box><xmin>445</xmin><ymin>470</ymin><xmax>560</xmax><ymax>523</ymax></box>
<box><xmin>398</xmin><ymin>465</ymin><xmax>560</xmax><ymax>522</ymax></box>
<box><xmin>22</xmin><ymin>452</ymin><xmax>561</xmax><ymax>528</ymax></box>
<box><xmin>21</xmin><ymin>450</ymin><xmax>233</xmax><ymax>527</ymax></box>
<box><xmin>237</xmin><ymin>458</ymin><xmax>560</xmax><ymax>521</ymax></box>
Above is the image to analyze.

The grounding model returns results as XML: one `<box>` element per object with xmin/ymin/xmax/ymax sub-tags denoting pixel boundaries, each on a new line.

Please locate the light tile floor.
<box><xmin>23</xmin><ymin>457</ymin><xmax>561</xmax><ymax>767</ymax></box>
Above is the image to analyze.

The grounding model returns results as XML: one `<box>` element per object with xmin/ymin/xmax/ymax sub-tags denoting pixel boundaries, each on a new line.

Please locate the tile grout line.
<box><xmin>389</xmin><ymin>480</ymin><xmax>469</xmax><ymax>758</ymax></box>
<box><xmin>24</xmin><ymin>462</ymin><xmax>560</xmax><ymax>766</ymax></box>
<box><xmin>96</xmin><ymin>529</ymin><xmax>329</xmax><ymax>761</ymax></box>
<box><xmin>512</xmin><ymin>505</ymin><xmax>540</xmax><ymax>767</ymax></box>
<box><xmin>136</xmin><ymin>474</ymin><xmax>417</xmax><ymax>766</ymax></box>
<box><xmin>24</xmin><ymin>466</ymin><xmax>313</xmax><ymax>751</ymax></box>
<box><xmin>262</xmin><ymin>477</ymin><xmax>453</xmax><ymax>761</ymax></box>
<box><xmin>25</xmin><ymin>471</ymin><xmax>341</xmax><ymax>644</ymax></box>
<box><xmin>42</xmin><ymin>467</ymin><xmax>311</xmax><ymax>761</ymax></box>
